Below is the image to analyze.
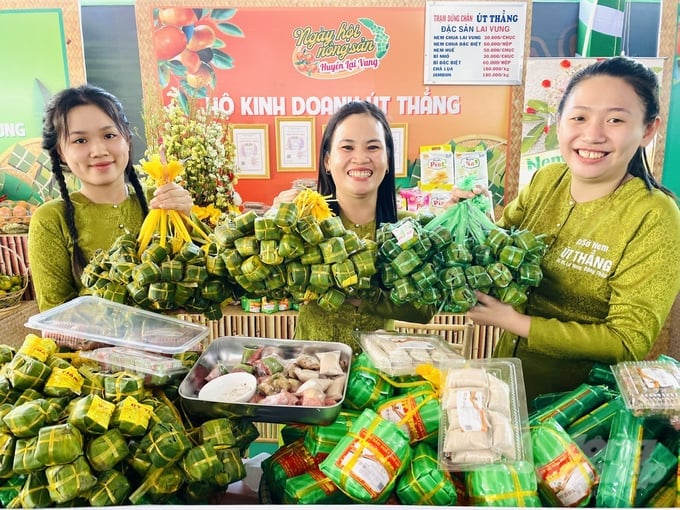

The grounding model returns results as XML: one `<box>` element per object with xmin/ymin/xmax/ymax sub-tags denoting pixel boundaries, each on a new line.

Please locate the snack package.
<box><xmin>419</xmin><ymin>144</ymin><xmax>454</xmax><ymax>191</ymax></box>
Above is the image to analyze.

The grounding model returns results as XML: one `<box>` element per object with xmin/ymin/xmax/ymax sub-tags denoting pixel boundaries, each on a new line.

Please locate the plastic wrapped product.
<box><xmin>595</xmin><ymin>409</ymin><xmax>644</xmax><ymax>507</ymax></box>
<box><xmin>531</xmin><ymin>383</ymin><xmax>613</xmax><ymax>428</ymax></box>
<box><xmin>465</xmin><ymin>460</ymin><xmax>541</xmax><ymax>507</ymax></box>
<box><xmin>531</xmin><ymin>418</ymin><xmax>598</xmax><ymax>507</ymax></box>
<box><xmin>304</xmin><ymin>410</ymin><xmax>361</xmax><ymax>461</ymax></box>
<box><xmin>634</xmin><ymin>441</ymin><xmax>678</xmax><ymax>507</ymax></box>
<box><xmin>376</xmin><ymin>388</ymin><xmax>441</xmax><ymax>445</ymax></box>
<box><xmin>284</xmin><ymin>467</ymin><xmax>351</xmax><ymax>504</ymax></box>
<box><xmin>261</xmin><ymin>438</ymin><xmax>316</xmax><ymax>497</ymax></box>
<box><xmin>396</xmin><ymin>443</ymin><xmax>458</xmax><ymax>506</ymax></box>
<box><xmin>566</xmin><ymin>396</ymin><xmax>626</xmax><ymax>456</ymax></box>
<box><xmin>319</xmin><ymin>408</ymin><xmax>412</xmax><ymax>503</ymax></box>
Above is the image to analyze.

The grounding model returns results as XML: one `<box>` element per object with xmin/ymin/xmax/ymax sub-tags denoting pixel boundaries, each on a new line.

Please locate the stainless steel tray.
<box><xmin>179</xmin><ymin>336</ymin><xmax>353</xmax><ymax>425</ymax></box>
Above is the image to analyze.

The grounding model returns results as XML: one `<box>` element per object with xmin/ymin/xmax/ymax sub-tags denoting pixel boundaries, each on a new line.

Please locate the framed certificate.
<box><xmin>390</xmin><ymin>123</ymin><xmax>408</xmax><ymax>177</ymax></box>
<box><xmin>233</xmin><ymin>124</ymin><xmax>270</xmax><ymax>179</ymax></box>
<box><xmin>275</xmin><ymin>116</ymin><xmax>316</xmax><ymax>172</ymax></box>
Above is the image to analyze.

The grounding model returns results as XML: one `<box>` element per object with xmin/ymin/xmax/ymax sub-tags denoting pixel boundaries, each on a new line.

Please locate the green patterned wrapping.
<box><xmin>262</xmin><ymin>438</ymin><xmax>317</xmax><ymax>496</ymax></box>
<box><xmin>410</xmin><ymin>235</ymin><xmax>433</xmax><ymax>258</ymax></box>
<box><xmin>173</xmin><ymin>283</ymin><xmax>196</xmax><ymax>307</ymax></box>
<box><xmin>45</xmin><ymin>455</ymin><xmax>96</xmax><ymax>504</ymax></box>
<box><xmin>380</xmin><ymin>263</ymin><xmax>400</xmax><ymax>286</ymax></box>
<box><xmin>200</xmin><ymin>418</ymin><xmax>237</xmax><ymax>447</ymax></box>
<box><xmin>140</xmin><ymin>243</ymin><xmax>168</xmax><ymax>265</ymax></box>
<box><xmin>103</xmin><ymin>372</ymin><xmax>145</xmax><ymax>403</ymax></box>
<box><xmin>486</xmin><ymin>262</ymin><xmax>513</xmax><ymax>288</ymax></box>
<box><xmin>274</xmin><ymin>202</ymin><xmax>298</xmax><ymax>229</ymax></box>
<box><xmin>411</xmin><ymin>262</ymin><xmax>437</xmax><ymax>290</ymax></box>
<box><xmin>253</xmin><ymin>217</ymin><xmax>282</xmax><ymax>243</ymax></box>
<box><xmin>304</xmin><ymin>410</ymin><xmax>362</xmax><ymax>460</ymax></box>
<box><xmin>234</xmin><ymin>210</ymin><xmax>258</xmax><ymax>233</ymax></box>
<box><xmin>35</xmin><ymin>423</ymin><xmax>83</xmax><ymax>466</ymax></box>
<box><xmin>286</xmin><ymin>261</ymin><xmax>309</xmax><ymax>287</ymax></box>
<box><xmin>142</xmin><ymin>423</ymin><xmax>192</xmax><ymax>468</ymax></box>
<box><xmin>201</xmin><ymin>279</ymin><xmax>227</xmax><ymax>302</ymax></box>
<box><xmin>497</xmin><ymin>282</ymin><xmax>529</xmax><ymax>306</ymax></box>
<box><xmin>586</xmin><ymin>362</ymin><xmax>618</xmax><ymax>388</ymax></box>
<box><xmin>7</xmin><ymin>354</ymin><xmax>51</xmax><ymax>391</ymax></box>
<box><xmin>13</xmin><ymin>436</ymin><xmax>42</xmax><ymax>475</ymax></box>
<box><xmin>181</xmin><ymin>443</ymin><xmax>223</xmax><ymax>482</ymax></box>
<box><xmin>7</xmin><ymin>471</ymin><xmax>51</xmax><ymax>509</ymax></box>
<box><xmin>160</xmin><ymin>259</ymin><xmax>184</xmax><ymax>282</ymax></box>
<box><xmin>234</xmin><ymin>274</ymin><xmax>265</xmax><ymax>294</ymax></box>
<box><xmin>177</xmin><ymin>241</ymin><xmax>206</xmax><ymax>265</ymax></box>
<box><xmin>86</xmin><ymin>428</ymin><xmax>130</xmax><ymax>471</ymax></box>
<box><xmin>390</xmin><ymin>277</ymin><xmax>419</xmax><ymax>305</ymax></box>
<box><xmin>223</xmin><ymin>250</ymin><xmax>244</xmax><ymax>276</ymax></box>
<box><xmin>137</xmin><ymin>465</ymin><xmax>185</xmax><ymax>503</ymax></box>
<box><xmin>465</xmin><ymin>265</ymin><xmax>493</xmax><ymax>290</ymax></box>
<box><xmin>531</xmin><ymin>383</ymin><xmax>612</xmax><ymax>428</ymax></box>
<box><xmin>396</xmin><ymin>443</ymin><xmax>458</xmax><ymax>506</ymax></box>
<box><xmin>499</xmin><ymin>245</ymin><xmax>526</xmax><ymax>270</ymax></box>
<box><xmin>342</xmin><ymin>231</ymin><xmax>364</xmax><ymax>255</ymax></box>
<box><xmin>344</xmin><ymin>353</ymin><xmax>394</xmax><ymax>410</ymax></box>
<box><xmin>101</xmin><ymin>282</ymin><xmax>128</xmax><ymax>303</ymax></box>
<box><xmin>234</xmin><ymin>235</ymin><xmax>260</xmax><ymax>257</ymax></box>
<box><xmin>566</xmin><ymin>397</ymin><xmax>625</xmax><ymax>453</ymax></box>
<box><xmin>300</xmin><ymin>244</ymin><xmax>323</xmax><ymax>265</ymax></box>
<box><xmin>473</xmin><ymin>243</ymin><xmax>495</xmax><ymax>266</ymax></box>
<box><xmin>317</xmin><ymin>288</ymin><xmax>346</xmax><ymax>312</ymax></box>
<box><xmin>445</xmin><ymin>242</ymin><xmax>473</xmax><ymax>266</ymax></box>
<box><xmin>466</xmin><ymin>460</ymin><xmax>541</xmax><ymax>507</ymax></box>
<box><xmin>390</xmin><ymin>249</ymin><xmax>421</xmax><ymax>277</ymax></box>
<box><xmin>376</xmin><ymin>388</ymin><xmax>440</xmax><ymax>445</ymax></box>
<box><xmin>446</xmin><ymin>285</ymin><xmax>477</xmax><ymax>312</ymax></box>
<box><xmin>182</xmin><ymin>481</ymin><xmax>215</xmax><ymax>504</ymax></box>
<box><xmin>68</xmin><ymin>394</ymin><xmax>116</xmax><ymax>435</ymax></box>
<box><xmin>319</xmin><ymin>237</ymin><xmax>348</xmax><ymax>264</ymax></box>
<box><xmin>241</xmin><ymin>255</ymin><xmax>271</xmax><ymax>282</ymax></box>
<box><xmin>319</xmin><ymin>408</ymin><xmax>412</xmax><ymax>504</ymax></box>
<box><xmin>634</xmin><ymin>441</ymin><xmax>678</xmax><ymax>507</ymax></box>
<box><xmin>283</xmin><ymin>467</ymin><xmax>351</xmax><ymax>504</ymax></box>
<box><xmin>0</xmin><ymin>383</ymin><xmax>20</xmax><ymax>407</ymax></box>
<box><xmin>278</xmin><ymin>233</ymin><xmax>305</xmax><ymax>259</ymax></box>
<box><xmin>350</xmin><ymin>250</ymin><xmax>376</xmax><ymax>278</ymax></box>
<box><xmin>4</xmin><ymin>398</ymin><xmax>52</xmax><ymax>438</ymax></box>
<box><xmin>486</xmin><ymin>228</ymin><xmax>513</xmax><ymax>253</ymax></box>
<box><xmin>427</xmin><ymin>224</ymin><xmax>452</xmax><ymax>248</ymax></box>
<box><xmin>280</xmin><ymin>423</ymin><xmax>309</xmax><ymax>445</ymax></box>
<box><xmin>331</xmin><ymin>259</ymin><xmax>358</xmax><ymax>289</ymax></box>
<box><xmin>518</xmin><ymin>263</ymin><xmax>543</xmax><ymax>287</ymax></box>
<box><xmin>110</xmin><ymin>261</ymin><xmax>137</xmax><ymax>284</ymax></box>
<box><xmin>0</xmin><ymin>433</ymin><xmax>14</xmax><ymax>477</ymax></box>
<box><xmin>265</xmin><ymin>265</ymin><xmax>287</xmax><ymax>290</ymax></box>
<box><xmin>88</xmin><ymin>469</ymin><xmax>131</xmax><ymax>506</ymax></box>
<box><xmin>319</xmin><ymin>216</ymin><xmax>345</xmax><ymax>238</ymax></box>
<box><xmin>379</xmin><ymin>238</ymin><xmax>402</xmax><ymax>261</ymax></box>
<box><xmin>0</xmin><ymin>346</ymin><xmax>15</xmax><ymax>364</ymax></box>
<box><xmin>133</xmin><ymin>260</ymin><xmax>162</xmax><ymax>286</ymax></box>
<box><xmin>148</xmin><ymin>282</ymin><xmax>176</xmax><ymax>304</ymax></box>
<box><xmin>255</xmin><ymin>240</ymin><xmax>280</xmax><ymax>266</ymax></box>
<box><xmin>418</xmin><ymin>287</ymin><xmax>441</xmax><ymax>305</ymax></box>
<box><xmin>297</xmin><ymin>215</ymin><xmax>324</xmax><ymax>245</ymax></box>
<box><xmin>183</xmin><ymin>264</ymin><xmax>209</xmax><ymax>285</ymax></box>
<box><xmin>309</xmin><ymin>264</ymin><xmax>332</xmax><ymax>290</ymax></box>
<box><xmin>0</xmin><ymin>476</ymin><xmax>24</xmax><ymax>507</ymax></box>
<box><xmin>214</xmin><ymin>224</ymin><xmax>244</xmax><ymax>247</ymax></box>
<box><xmin>439</xmin><ymin>266</ymin><xmax>467</xmax><ymax>289</ymax></box>
<box><xmin>212</xmin><ymin>445</ymin><xmax>246</xmax><ymax>486</ymax></box>
<box><xmin>595</xmin><ymin>409</ymin><xmax>644</xmax><ymax>508</ymax></box>
<box><xmin>531</xmin><ymin>418</ymin><xmax>598</xmax><ymax>507</ymax></box>
<box><xmin>126</xmin><ymin>440</ymin><xmax>153</xmax><ymax>477</ymax></box>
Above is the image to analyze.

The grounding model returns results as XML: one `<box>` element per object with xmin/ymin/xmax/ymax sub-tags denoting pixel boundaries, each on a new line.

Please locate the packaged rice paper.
<box><xmin>319</xmin><ymin>408</ymin><xmax>412</xmax><ymax>503</ymax></box>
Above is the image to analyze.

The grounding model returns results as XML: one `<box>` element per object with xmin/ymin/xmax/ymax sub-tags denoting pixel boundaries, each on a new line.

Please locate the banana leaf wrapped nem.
<box><xmin>518</xmin><ymin>263</ymin><xmax>543</xmax><ymax>287</ymax></box>
<box><xmin>234</xmin><ymin>235</ymin><xmax>259</xmax><ymax>257</ymax></box>
<box><xmin>133</xmin><ymin>260</ymin><xmax>161</xmax><ymax>286</ymax></box>
<box><xmin>486</xmin><ymin>228</ymin><xmax>513</xmax><ymax>254</ymax></box>
<box><xmin>7</xmin><ymin>471</ymin><xmax>51</xmax><ymax>509</ymax></box>
<box><xmin>427</xmin><ymin>224</ymin><xmax>452</xmax><ymax>248</ymax></box>
<box><xmin>497</xmin><ymin>282</ymin><xmax>529</xmax><ymax>306</ymax></box>
<box><xmin>68</xmin><ymin>393</ymin><xmax>116</xmax><ymax>435</ymax></box>
<box><xmin>4</xmin><ymin>398</ymin><xmax>52</xmax><ymax>438</ymax></box>
<box><xmin>160</xmin><ymin>259</ymin><xmax>184</xmax><ymax>282</ymax></box>
<box><xmin>86</xmin><ymin>428</ymin><xmax>130</xmax><ymax>471</ymax></box>
<box><xmin>390</xmin><ymin>249</ymin><xmax>421</xmax><ymax>277</ymax></box>
<box><xmin>142</xmin><ymin>422</ymin><xmax>192</xmax><ymax>468</ymax></box>
<box><xmin>265</xmin><ymin>265</ymin><xmax>287</xmax><ymax>290</ymax></box>
<box><xmin>396</xmin><ymin>442</ymin><xmax>458</xmax><ymax>506</ymax></box>
<box><xmin>317</xmin><ymin>288</ymin><xmax>346</xmax><ymax>312</ymax></box>
<box><xmin>465</xmin><ymin>265</ymin><xmax>493</xmax><ymax>291</ymax></box>
<box><xmin>45</xmin><ymin>455</ymin><xmax>96</xmax><ymax>504</ymax></box>
<box><xmin>297</xmin><ymin>215</ymin><xmax>324</xmax><ymax>245</ymax></box>
<box><xmin>173</xmin><ymin>282</ymin><xmax>196</xmax><ymax>307</ymax></box>
<box><xmin>278</xmin><ymin>233</ymin><xmax>305</xmax><ymax>259</ymax></box>
<box><xmin>499</xmin><ymin>245</ymin><xmax>526</xmax><ymax>270</ymax></box>
<box><xmin>234</xmin><ymin>210</ymin><xmax>258</xmax><ymax>233</ymax></box>
<box><xmin>446</xmin><ymin>285</ymin><xmax>477</xmax><ymax>312</ymax></box>
<box><xmin>0</xmin><ymin>433</ymin><xmax>14</xmax><ymax>478</ymax></box>
<box><xmin>148</xmin><ymin>282</ymin><xmax>176</xmax><ymax>304</ymax></box>
<box><xmin>212</xmin><ymin>445</ymin><xmax>246</xmax><ymax>487</ymax></box>
<box><xmin>319</xmin><ymin>215</ymin><xmax>345</xmax><ymax>238</ymax></box>
<box><xmin>254</xmin><ymin>216</ymin><xmax>281</xmax><ymax>241</ymax></box>
<box><xmin>184</xmin><ymin>264</ymin><xmax>208</xmax><ymax>284</ymax></box>
<box><xmin>332</xmin><ymin>259</ymin><xmax>358</xmax><ymax>289</ymax></box>
<box><xmin>274</xmin><ymin>202</ymin><xmax>298</xmax><ymax>229</ymax></box>
<box><xmin>88</xmin><ymin>469</ymin><xmax>131</xmax><ymax>506</ymax></box>
<box><xmin>0</xmin><ymin>476</ymin><xmax>23</xmax><ymax>507</ymax></box>
<box><xmin>0</xmin><ymin>345</ymin><xmax>15</xmax><ymax>364</ymax></box>
<box><xmin>439</xmin><ymin>266</ymin><xmax>467</xmax><ymax>290</ymax></box>
<box><xmin>7</xmin><ymin>353</ymin><xmax>51</xmax><ymax>390</ymax></box>
<box><xmin>379</xmin><ymin>238</ymin><xmax>402</xmax><ymax>261</ymax></box>
<box><xmin>259</xmin><ymin>240</ymin><xmax>284</xmax><ymax>265</ymax></box>
<box><xmin>300</xmin><ymin>244</ymin><xmax>323</xmax><ymax>265</ymax></box>
<box><xmin>342</xmin><ymin>230</ymin><xmax>364</xmax><ymax>255</ymax></box>
<box><xmin>0</xmin><ymin>382</ymin><xmax>20</xmax><ymax>407</ymax></box>
<box><xmin>181</xmin><ymin>443</ymin><xmax>223</xmax><ymax>482</ymax></box>
<box><xmin>487</xmin><ymin>262</ymin><xmax>513</xmax><ymax>288</ymax></box>
<box><xmin>35</xmin><ymin>423</ymin><xmax>83</xmax><ymax>466</ymax></box>
<box><xmin>222</xmin><ymin>250</ymin><xmax>243</xmax><ymax>276</ymax></box>
<box><xmin>104</xmin><ymin>372</ymin><xmax>145</xmax><ymax>403</ymax></box>
<box><xmin>241</xmin><ymin>255</ymin><xmax>271</xmax><ymax>282</ymax></box>
<box><xmin>380</xmin><ymin>263</ymin><xmax>400</xmax><ymax>286</ymax></box>
<box><xmin>175</xmin><ymin>241</ymin><xmax>205</xmax><ymax>264</ymax></box>
<box><xmin>200</xmin><ymin>418</ymin><xmax>237</xmax><ymax>447</ymax></box>
<box><xmin>286</xmin><ymin>261</ymin><xmax>309</xmax><ymax>287</ymax></box>
<box><xmin>390</xmin><ymin>277</ymin><xmax>419</xmax><ymax>304</ymax></box>
<box><xmin>201</xmin><ymin>278</ymin><xmax>228</xmax><ymax>302</ymax></box>
<box><xmin>13</xmin><ymin>436</ymin><xmax>42</xmax><ymax>475</ymax></box>
<box><xmin>473</xmin><ymin>243</ymin><xmax>495</xmax><ymax>266</ymax></box>
<box><xmin>309</xmin><ymin>264</ymin><xmax>332</xmax><ymax>290</ymax></box>
<box><xmin>444</xmin><ymin>242</ymin><xmax>473</xmax><ymax>267</ymax></box>
<box><xmin>141</xmin><ymin>242</ymin><xmax>168</xmax><ymax>265</ymax></box>
<box><xmin>43</xmin><ymin>365</ymin><xmax>84</xmax><ymax>398</ymax></box>
<box><xmin>350</xmin><ymin>249</ymin><xmax>377</xmax><ymax>278</ymax></box>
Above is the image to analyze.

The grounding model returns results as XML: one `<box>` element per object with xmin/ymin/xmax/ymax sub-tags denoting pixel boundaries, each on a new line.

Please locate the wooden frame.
<box><xmin>390</xmin><ymin>123</ymin><xmax>408</xmax><ymax>177</ymax></box>
<box><xmin>233</xmin><ymin>124</ymin><xmax>270</xmax><ymax>179</ymax></box>
<box><xmin>275</xmin><ymin>116</ymin><xmax>316</xmax><ymax>172</ymax></box>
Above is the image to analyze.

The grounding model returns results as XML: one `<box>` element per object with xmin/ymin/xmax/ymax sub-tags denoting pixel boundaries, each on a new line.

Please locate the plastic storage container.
<box><xmin>79</xmin><ymin>346</ymin><xmax>189</xmax><ymax>386</ymax></box>
<box><xmin>437</xmin><ymin>358</ymin><xmax>532</xmax><ymax>472</ymax></box>
<box><xmin>25</xmin><ymin>295</ymin><xmax>209</xmax><ymax>353</ymax></box>
<box><xmin>357</xmin><ymin>330</ymin><xmax>463</xmax><ymax>377</ymax></box>
<box><xmin>611</xmin><ymin>359</ymin><xmax>680</xmax><ymax>420</ymax></box>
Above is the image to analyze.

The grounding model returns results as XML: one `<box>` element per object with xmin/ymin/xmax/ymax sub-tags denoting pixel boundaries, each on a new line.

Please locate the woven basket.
<box><xmin>0</xmin><ymin>244</ymin><xmax>29</xmax><ymax>319</ymax></box>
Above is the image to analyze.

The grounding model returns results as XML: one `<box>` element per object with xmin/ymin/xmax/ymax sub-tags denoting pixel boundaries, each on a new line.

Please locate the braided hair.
<box><xmin>557</xmin><ymin>56</ymin><xmax>674</xmax><ymax>198</ymax></box>
<box><xmin>317</xmin><ymin>100</ymin><xmax>398</xmax><ymax>225</ymax></box>
<box><xmin>41</xmin><ymin>84</ymin><xmax>150</xmax><ymax>275</ymax></box>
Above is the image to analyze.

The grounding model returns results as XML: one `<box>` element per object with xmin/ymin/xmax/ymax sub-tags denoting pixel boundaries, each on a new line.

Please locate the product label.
<box><xmin>86</xmin><ymin>395</ymin><xmax>116</xmax><ymax>429</ymax></box>
<box><xmin>536</xmin><ymin>444</ymin><xmax>596</xmax><ymax>506</ymax></box>
<box><xmin>638</xmin><ymin>367</ymin><xmax>680</xmax><ymax>390</ymax></box>
<box><xmin>118</xmin><ymin>397</ymin><xmax>153</xmax><ymax>428</ymax></box>
<box><xmin>46</xmin><ymin>366</ymin><xmax>84</xmax><ymax>394</ymax></box>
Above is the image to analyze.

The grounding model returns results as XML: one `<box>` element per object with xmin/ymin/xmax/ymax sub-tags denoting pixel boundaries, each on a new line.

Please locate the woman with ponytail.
<box><xmin>28</xmin><ymin>84</ymin><xmax>193</xmax><ymax>311</ymax></box>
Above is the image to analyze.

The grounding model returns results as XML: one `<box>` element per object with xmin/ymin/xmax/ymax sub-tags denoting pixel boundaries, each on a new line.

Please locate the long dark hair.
<box><xmin>316</xmin><ymin>100</ymin><xmax>398</xmax><ymax>224</ymax></box>
<box><xmin>557</xmin><ymin>56</ymin><xmax>674</xmax><ymax>197</ymax></box>
<box><xmin>42</xmin><ymin>84</ymin><xmax>149</xmax><ymax>275</ymax></box>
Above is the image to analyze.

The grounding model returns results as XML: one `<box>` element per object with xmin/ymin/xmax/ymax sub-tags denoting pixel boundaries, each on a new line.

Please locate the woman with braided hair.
<box><xmin>28</xmin><ymin>84</ymin><xmax>193</xmax><ymax>311</ymax></box>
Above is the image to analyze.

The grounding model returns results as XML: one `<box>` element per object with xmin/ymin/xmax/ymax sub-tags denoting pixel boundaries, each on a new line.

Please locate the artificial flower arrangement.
<box><xmin>142</xmin><ymin>88</ymin><xmax>241</xmax><ymax>225</ymax></box>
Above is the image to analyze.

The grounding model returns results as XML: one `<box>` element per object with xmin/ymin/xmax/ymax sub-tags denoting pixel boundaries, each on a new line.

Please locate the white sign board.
<box><xmin>424</xmin><ymin>1</ymin><xmax>527</xmax><ymax>85</ymax></box>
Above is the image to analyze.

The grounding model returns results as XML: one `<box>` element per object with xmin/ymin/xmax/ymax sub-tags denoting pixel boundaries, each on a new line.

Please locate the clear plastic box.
<box><xmin>79</xmin><ymin>347</ymin><xmax>189</xmax><ymax>386</ymax></box>
<box><xmin>357</xmin><ymin>331</ymin><xmax>463</xmax><ymax>377</ymax></box>
<box><xmin>437</xmin><ymin>358</ymin><xmax>532</xmax><ymax>472</ymax></box>
<box><xmin>611</xmin><ymin>360</ymin><xmax>680</xmax><ymax>418</ymax></box>
<box><xmin>25</xmin><ymin>296</ymin><xmax>209</xmax><ymax>353</ymax></box>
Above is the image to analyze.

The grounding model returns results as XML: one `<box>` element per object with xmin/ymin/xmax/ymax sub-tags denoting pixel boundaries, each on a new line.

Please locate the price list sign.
<box><xmin>424</xmin><ymin>1</ymin><xmax>527</xmax><ymax>85</ymax></box>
